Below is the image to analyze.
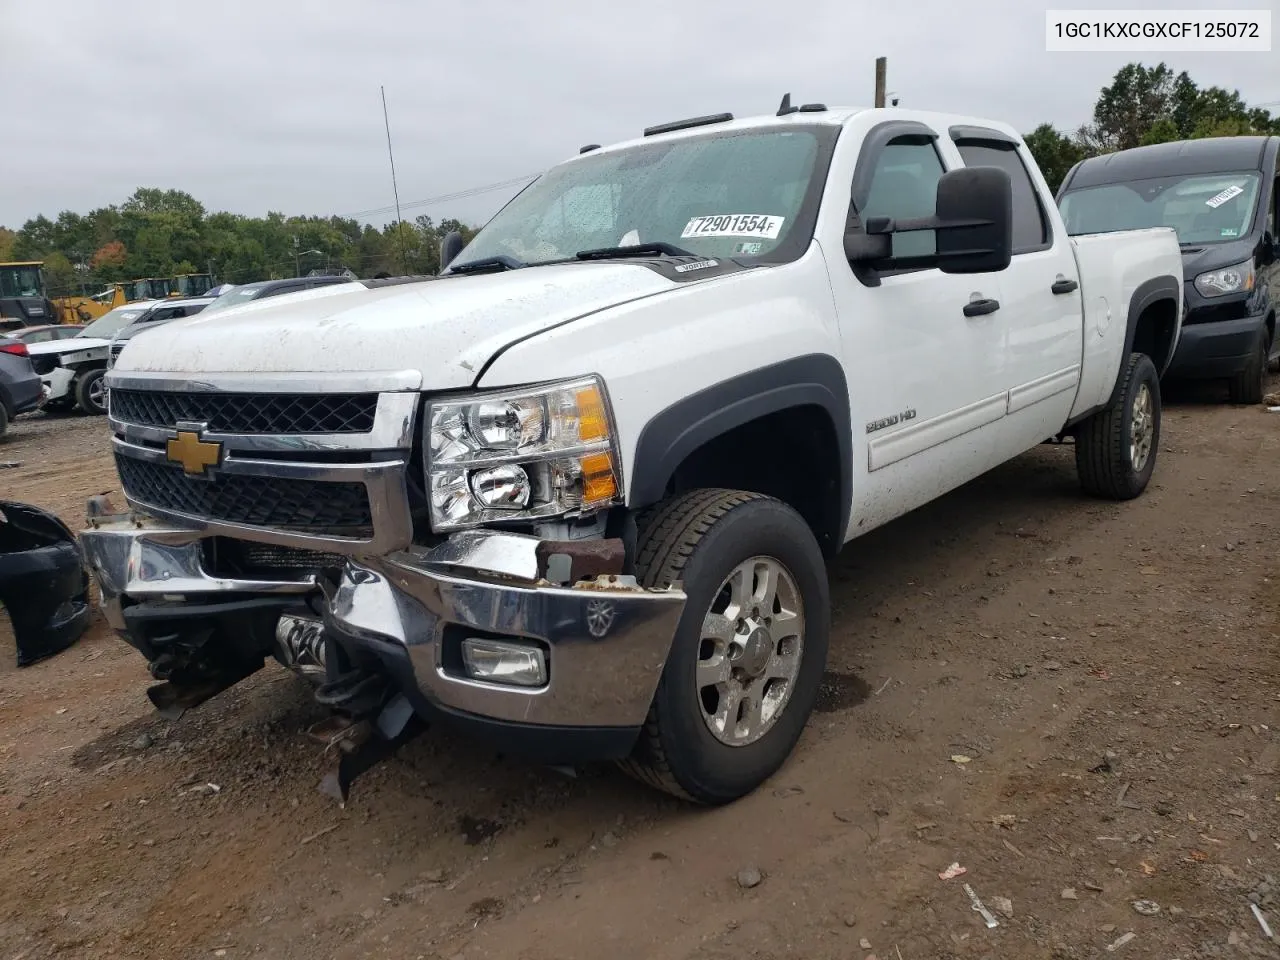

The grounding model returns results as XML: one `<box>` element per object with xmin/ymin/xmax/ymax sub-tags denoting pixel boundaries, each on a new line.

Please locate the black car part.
<box><xmin>0</xmin><ymin>500</ymin><xmax>91</xmax><ymax>667</ymax></box>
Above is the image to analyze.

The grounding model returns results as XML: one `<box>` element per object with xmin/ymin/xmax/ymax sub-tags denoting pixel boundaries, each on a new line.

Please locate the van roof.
<box><xmin>1066</xmin><ymin>136</ymin><xmax>1277</xmax><ymax>189</ymax></box>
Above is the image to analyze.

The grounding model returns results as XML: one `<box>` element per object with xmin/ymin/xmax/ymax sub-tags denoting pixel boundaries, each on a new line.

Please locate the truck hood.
<box><xmin>113</xmin><ymin>265</ymin><xmax>677</xmax><ymax>388</ymax></box>
<box><xmin>27</xmin><ymin>337</ymin><xmax>112</xmax><ymax>357</ymax></box>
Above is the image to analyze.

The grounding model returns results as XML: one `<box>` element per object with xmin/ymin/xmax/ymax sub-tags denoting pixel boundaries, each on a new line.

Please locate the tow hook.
<box><xmin>308</xmin><ymin>692</ymin><xmax>427</xmax><ymax>806</ymax></box>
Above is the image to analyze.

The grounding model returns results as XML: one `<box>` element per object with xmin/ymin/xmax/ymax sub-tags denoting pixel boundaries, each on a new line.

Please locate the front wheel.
<box><xmin>1075</xmin><ymin>352</ymin><xmax>1161</xmax><ymax>500</ymax></box>
<box><xmin>74</xmin><ymin>368</ymin><xmax>108</xmax><ymax>416</ymax></box>
<box><xmin>618</xmin><ymin>489</ymin><xmax>830</xmax><ymax>804</ymax></box>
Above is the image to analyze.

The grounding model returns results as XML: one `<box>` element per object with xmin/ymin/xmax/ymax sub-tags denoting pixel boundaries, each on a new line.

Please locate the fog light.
<box><xmin>461</xmin><ymin>638</ymin><xmax>547</xmax><ymax>687</ymax></box>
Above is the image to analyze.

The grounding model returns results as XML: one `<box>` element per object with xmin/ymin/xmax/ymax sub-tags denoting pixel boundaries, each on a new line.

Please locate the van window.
<box><xmin>1060</xmin><ymin>172</ymin><xmax>1261</xmax><ymax>245</ymax></box>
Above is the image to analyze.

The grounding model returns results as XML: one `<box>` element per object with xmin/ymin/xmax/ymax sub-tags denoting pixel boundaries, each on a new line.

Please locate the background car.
<box><xmin>198</xmin><ymin>275</ymin><xmax>358</xmax><ymax>316</ymax></box>
<box><xmin>0</xmin><ymin>335</ymin><xmax>43</xmax><ymax>437</ymax></box>
<box><xmin>9</xmin><ymin>324</ymin><xmax>85</xmax><ymax>345</ymax></box>
<box><xmin>26</xmin><ymin>301</ymin><xmax>159</xmax><ymax>415</ymax></box>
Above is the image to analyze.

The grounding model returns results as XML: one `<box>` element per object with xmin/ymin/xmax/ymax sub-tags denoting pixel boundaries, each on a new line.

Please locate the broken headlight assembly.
<box><xmin>425</xmin><ymin>376</ymin><xmax>622</xmax><ymax>531</ymax></box>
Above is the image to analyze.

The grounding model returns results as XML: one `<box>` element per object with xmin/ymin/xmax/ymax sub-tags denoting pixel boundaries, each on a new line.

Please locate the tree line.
<box><xmin>0</xmin><ymin>188</ymin><xmax>479</xmax><ymax>297</ymax></box>
<box><xmin>2</xmin><ymin>61</ymin><xmax>1275</xmax><ymax>297</ymax></box>
<box><xmin>1025</xmin><ymin>62</ymin><xmax>1279</xmax><ymax>194</ymax></box>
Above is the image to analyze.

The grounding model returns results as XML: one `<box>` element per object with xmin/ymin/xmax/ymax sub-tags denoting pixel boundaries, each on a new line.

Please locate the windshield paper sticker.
<box><xmin>681</xmin><ymin>214</ymin><xmax>785</xmax><ymax>240</ymax></box>
<box><xmin>1205</xmin><ymin>185</ymin><xmax>1244</xmax><ymax>208</ymax></box>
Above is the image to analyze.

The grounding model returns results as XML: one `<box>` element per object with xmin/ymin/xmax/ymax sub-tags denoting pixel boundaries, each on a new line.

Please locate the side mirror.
<box><xmin>934</xmin><ymin>166</ymin><xmax>1013</xmax><ymax>274</ymax></box>
<box><xmin>439</xmin><ymin>231</ymin><xmax>466</xmax><ymax>273</ymax></box>
<box><xmin>844</xmin><ymin>166</ymin><xmax>1013</xmax><ymax>275</ymax></box>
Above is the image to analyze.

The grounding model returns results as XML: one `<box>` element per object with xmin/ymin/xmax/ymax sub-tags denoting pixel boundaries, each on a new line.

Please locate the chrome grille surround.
<box><xmin>105</xmin><ymin>369</ymin><xmax>422</xmax><ymax>555</ymax></box>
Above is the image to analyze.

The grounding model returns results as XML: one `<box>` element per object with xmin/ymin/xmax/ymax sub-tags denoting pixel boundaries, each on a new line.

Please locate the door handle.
<box><xmin>1051</xmin><ymin>278</ymin><xmax>1079</xmax><ymax>295</ymax></box>
<box><xmin>963</xmin><ymin>298</ymin><xmax>1000</xmax><ymax>318</ymax></box>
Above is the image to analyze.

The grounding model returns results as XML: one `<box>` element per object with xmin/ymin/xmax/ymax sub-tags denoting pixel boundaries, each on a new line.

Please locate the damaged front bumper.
<box><xmin>1</xmin><ymin>500</ymin><xmax>91</xmax><ymax>667</ymax></box>
<box><xmin>81</xmin><ymin>510</ymin><xmax>686</xmax><ymax>763</ymax></box>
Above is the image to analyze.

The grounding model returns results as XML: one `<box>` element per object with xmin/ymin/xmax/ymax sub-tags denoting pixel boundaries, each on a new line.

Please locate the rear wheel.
<box><xmin>618</xmin><ymin>489</ymin><xmax>830</xmax><ymax>804</ymax></box>
<box><xmin>1075</xmin><ymin>352</ymin><xmax>1160</xmax><ymax>500</ymax></box>
<box><xmin>74</xmin><ymin>368</ymin><xmax>107</xmax><ymax>416</ymax></box>
<box><xmin>1228</xmin><ymin>328</ymin><xmax>1267</xmax><ymax>405</ymax></box>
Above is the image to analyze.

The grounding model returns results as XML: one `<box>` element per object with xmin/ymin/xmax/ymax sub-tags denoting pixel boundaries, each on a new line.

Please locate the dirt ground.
<box><xmin>2</xmin><ymin>383</ymin><xmax>1280</xmax><ymax>960</ymax></box>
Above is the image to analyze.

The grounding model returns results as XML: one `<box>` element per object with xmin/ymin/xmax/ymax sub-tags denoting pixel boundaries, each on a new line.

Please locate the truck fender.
<box><xmin>628</xmin><ymin>353</ymin><xmax>853</xmax><ymax>540</ymax></box>
<box><xmin>1114</xmin><ymin>274</ymin><xmax>1182</xmax><ymax>394</ymax></box>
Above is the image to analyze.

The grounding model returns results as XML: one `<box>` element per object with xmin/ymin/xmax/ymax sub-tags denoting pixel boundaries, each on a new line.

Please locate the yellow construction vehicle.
<box><xmin>172</xmin><ymin>273</ymin><xmax>214</xmax><ymax>297</ymax></box>
<box><xmin>0</xmin><ymin>261</ymin><xmax>56</xmax><ymax>330</ymax></box>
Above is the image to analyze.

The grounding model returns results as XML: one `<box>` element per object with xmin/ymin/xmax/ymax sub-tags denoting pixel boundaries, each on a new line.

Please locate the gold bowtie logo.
<box><xmin>166</xmin><ymin>430</ymin><xmax>221</xmax><ymax>476</ymax></box>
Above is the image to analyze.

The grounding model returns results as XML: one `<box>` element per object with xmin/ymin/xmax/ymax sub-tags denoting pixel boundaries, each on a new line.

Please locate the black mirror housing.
<box><xmin>439</xmin><ymin>231</ymin><xmax>466</xmax><ymax>273</ymax></box>
<box><xmin>935</xmin><ymin>166</ymin><xmax>1013</xmax><ymax>274</ymax></box>
<box><xmin>844</xmin><ymin>166</ymin><xmax>1013</xmax><ymax>275</ymax></box>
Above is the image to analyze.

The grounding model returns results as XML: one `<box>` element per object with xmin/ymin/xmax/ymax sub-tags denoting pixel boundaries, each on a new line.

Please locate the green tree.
<box><xmin>42</xmin><ymin>251</ymin><xmax>77</xmax><ymax>295</ymax></box>
<box><xmin>1140</xmin><ymin>118</ymin><xmax>1181</xmax><ymax>146</ymax></box>
<box><xmin>0</xmin><ymin>227</ymin><xmax>15</xmax><ymax>262</ymax></box>
<box><xmin>1023</xmin><ymin>124</ymin><xmax>1086</xmax><ymax>193</ymax></box>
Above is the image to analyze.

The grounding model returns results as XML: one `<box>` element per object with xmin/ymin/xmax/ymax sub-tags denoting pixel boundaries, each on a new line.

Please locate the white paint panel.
<box><xmin>1007</xmin><ymin>364</ymin><xmax>1081</xmax><ymax>414</ymax></box>
<box><xmin>867</xmin><ymin>392</ymin><xmax>1008</xmax><ymax>472</ymax></box>
<box><xmin>114</xmin><ymin>264</ymin><xmax>676</xmax><ymax>387</ymax></box>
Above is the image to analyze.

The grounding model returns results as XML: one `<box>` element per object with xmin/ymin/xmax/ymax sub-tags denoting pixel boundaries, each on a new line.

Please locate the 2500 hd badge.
<box><xmin>866</xmin><ymin>408</ymin><xmax>917</xmax><ymax>434</ymax></box>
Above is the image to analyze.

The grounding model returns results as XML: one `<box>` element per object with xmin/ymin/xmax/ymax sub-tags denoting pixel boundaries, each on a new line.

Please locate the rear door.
<box><xmin>951</xmin><ymin>128</ymin><xmax>1082</xmax><ymax>457</ymax></box>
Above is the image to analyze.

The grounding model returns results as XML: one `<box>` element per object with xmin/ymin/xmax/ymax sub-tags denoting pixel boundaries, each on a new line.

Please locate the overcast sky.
<box><xmin>5</xmin><ymin>0</ymin><xmax>1277</xmax><ymax>231</ymax></box>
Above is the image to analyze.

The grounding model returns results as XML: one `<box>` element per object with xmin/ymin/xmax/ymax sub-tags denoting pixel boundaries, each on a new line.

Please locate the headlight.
<box><xmin>426</xmin><ymin>376</ymin><xmax>621</xmax><ymax>531</ymax></box>
<box><xmin>1193</xmin><ymin>260</ymin><xmax>1254</xmax><ymax>298</ymax></box>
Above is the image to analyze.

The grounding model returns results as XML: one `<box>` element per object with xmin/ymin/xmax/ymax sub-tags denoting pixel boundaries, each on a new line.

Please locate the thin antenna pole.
<box><xmin>381</xmin><ymin>85</ymin><xmax>407</xmax><ymax>273</ymax></box>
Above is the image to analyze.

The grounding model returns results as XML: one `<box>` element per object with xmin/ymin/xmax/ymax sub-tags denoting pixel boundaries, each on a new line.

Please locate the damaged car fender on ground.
<box><xmin>0</xmin><ymin>500</ymin><xmax>91</xmax><ymax>666</ymax></box>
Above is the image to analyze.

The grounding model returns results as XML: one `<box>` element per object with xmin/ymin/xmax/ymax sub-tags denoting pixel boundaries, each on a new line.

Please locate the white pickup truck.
<box><xmin>81</xmin><ymin>102</ymin><xmax>1183</xmax><ymax>805</ymax></box>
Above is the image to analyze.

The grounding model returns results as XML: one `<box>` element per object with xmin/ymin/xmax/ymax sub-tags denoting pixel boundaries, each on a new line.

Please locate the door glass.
<box><xmin>957</xmin><ymin>142</ymin><xmax>1049</xmax><ymax>252</ymax></box>
<box><xmin>862</xmin><ymin>141</ymin><xmax>945</xmax><ymax>258</ymax></box>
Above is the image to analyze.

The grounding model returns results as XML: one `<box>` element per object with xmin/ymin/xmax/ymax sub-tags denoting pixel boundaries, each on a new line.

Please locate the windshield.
<box><xmin>1060</xmin><ymin>171</ymin><xmax>1261</xmax><ymax>245</ymax></box>
<box><xmin>79</xmin><ymin>305</ymin><xmax>151</xmax><ymax>339</ymax></box>
<box><xmin>201</xmin><ymin>283</ymin><xmax>268</xmax><ymax>315</ymax></box>
<box><xmin>456</xmin><ymin>127</ymin><xmax>831</xmax><ymax>268</ymax></box>
<box><xmin>0</xmin><ymin>265</ymin><xmax>44</xmax><ymax>299</ymax></box>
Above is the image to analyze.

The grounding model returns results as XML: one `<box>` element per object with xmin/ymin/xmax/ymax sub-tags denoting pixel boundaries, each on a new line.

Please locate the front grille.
<box><xmin>110</xmin><ymin>389</ymin><xmax>379</xmax><ymax>434</ymax></box>
<box><xmin>116</xmin><ymin>455</ymin><xmax>372</xmax><ymax>535</ymax></box>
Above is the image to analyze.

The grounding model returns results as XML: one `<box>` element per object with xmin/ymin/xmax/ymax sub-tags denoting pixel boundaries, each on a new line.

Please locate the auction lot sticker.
<box><xmin>681</xmin><ymin>214</ymin><xmax>785</xmax><ymax>240</ymax></box>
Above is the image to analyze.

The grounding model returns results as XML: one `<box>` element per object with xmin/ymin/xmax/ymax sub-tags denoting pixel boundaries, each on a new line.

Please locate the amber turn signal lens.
<box><xmin>575</xmin><ymin>386</ymin><xmax>609</xmax><ymax>442</ymax></box>
<box><xmin>579</xmin><ymin>452</ymin><xmax>617</xmax><ymax>505</ymax></box>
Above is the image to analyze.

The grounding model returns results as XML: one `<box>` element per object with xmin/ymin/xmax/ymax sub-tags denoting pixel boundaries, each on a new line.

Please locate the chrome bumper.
<box><xmin>81</xmin><ymin>514</ymin><xmax>687</xmax><ymax>730</ymax></box>
<box><xmin>80</xmin><ymin>515</ymin><xmax>318</xmax><ymax>631</ymax></box>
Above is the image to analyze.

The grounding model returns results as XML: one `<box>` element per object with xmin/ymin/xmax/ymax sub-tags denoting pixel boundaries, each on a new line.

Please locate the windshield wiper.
<box><xmin>575</xmin><ymin>242</ymin><xmax>695</xmax><ymax>261</ymax></box>
<box><xmin>448</xmin><ymin>254</ymin><xmax>526</xmax><ymax>274</ymax></box>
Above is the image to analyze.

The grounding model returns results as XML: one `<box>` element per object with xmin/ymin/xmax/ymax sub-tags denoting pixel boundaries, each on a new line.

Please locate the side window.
<box><xmin>861</xmin><ymin>140</ymin><xmax>945</xmax><ymax>258</ymax></box>
<box><xmin>956</xmin><ymin>141</ymin><xmax>1050</xmax><ymax>253</ymax></box>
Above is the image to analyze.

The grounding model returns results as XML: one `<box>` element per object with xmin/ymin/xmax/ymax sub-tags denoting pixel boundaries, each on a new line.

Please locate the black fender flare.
<box><xmin>629</xmin><ymin>353</ymin><xmax>853</xmax><ymax>544</ymax></box>
<box><xmin>1113</xmin><ymin>274</ymin><xmax>1181</xmax><ymax>398</ymax></box>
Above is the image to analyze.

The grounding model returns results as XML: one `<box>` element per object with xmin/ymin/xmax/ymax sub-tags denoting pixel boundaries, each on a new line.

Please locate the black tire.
<box><xmin>1228</xmin><ymin>328</ymin><xmax>1267</xmax><ymax>405</ymax></box>
<box><xmin>1075</xmin><ymin>352</ymin><xmax>1161</xmax><ymax>501</ymax></box>
<box><xmin>0</xmin><ymin>404</ymin><xmax>9</xmax><ymax>439</ymax></box>
<box><xmin>618</xmin><ymin>489</ymin><xmax>830</xmax><ymax>804</ymax></box>
<box><xmin>74</xmin><ymin>368</ymin><xmax>107</xmax><ymax>415</ymax></box>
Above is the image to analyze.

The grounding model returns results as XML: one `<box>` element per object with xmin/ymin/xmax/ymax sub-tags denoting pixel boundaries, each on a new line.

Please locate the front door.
<box><xmin>826</xmin><ymin>119</ymin><xmax>1011</xmax><ymax>536</ymax></box>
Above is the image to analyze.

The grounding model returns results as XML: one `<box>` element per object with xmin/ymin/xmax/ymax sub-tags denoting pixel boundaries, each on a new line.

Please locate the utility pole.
<box><xmin>381</xmin><ymin>85</ymin><xmax>407</xmax><ymax>275</ymax></box>
<box><xmin>874</xmin><ymin>57</ymin><xmax>887</xmax><ymax>108</ymax></box>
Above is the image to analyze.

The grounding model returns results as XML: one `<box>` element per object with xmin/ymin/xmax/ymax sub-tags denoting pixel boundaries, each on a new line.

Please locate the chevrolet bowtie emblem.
<box><xmin>166</xmin><ymin>430</ymin><xmax>221</xmax><ymax>476</ymax></box>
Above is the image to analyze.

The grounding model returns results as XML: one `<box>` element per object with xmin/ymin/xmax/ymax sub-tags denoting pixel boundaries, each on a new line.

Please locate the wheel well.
<box><xmin>1131</xmin><ymin>297</ymin><xmax>1179</xmax><ymax>372</ymax></box>
<box><xmin>1267</xmin><ymin>310</ymin><xmax>1276</xmax><ymax>346</ymax></box>
<box><xmin>662</xmin><ymin>405</ymin><xmax>843</xmax><ymax>555</ymax></box>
